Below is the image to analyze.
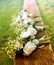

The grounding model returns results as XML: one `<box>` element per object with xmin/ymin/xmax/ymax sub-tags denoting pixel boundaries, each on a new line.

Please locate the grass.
<box><xmin>0</xmin><ymin>50</ymin><xmax>13</xmax><ymax>65</ymax></box>
<box><xmin>0</xmin><ymin>0</ymin><xmax>54</xmax><ymax>65</ymax></box>
<box><xmin>0</xmin><ymin>0</ymin><xmax>23</xmax><ymax>65</ymax></box>
<box><xmin>37</xmin><ymin>0</ymin><xmax>54</xmax><ymax>50</ymax></box>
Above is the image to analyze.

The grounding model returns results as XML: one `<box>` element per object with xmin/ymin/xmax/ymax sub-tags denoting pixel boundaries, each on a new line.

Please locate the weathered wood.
<box><xmin>14</xmin><ymin>0</ymin><xmax>54</xmax><ymax>65</ymax></box>
<box><xmin>14</xmin><ymin>46</ymin><xmax>54</xmax><ymax>65</ymax></box>
<box><xmin>14</xmin><ymin>18</ymin><xmax>54</xmax><ymax>65</ymax></box>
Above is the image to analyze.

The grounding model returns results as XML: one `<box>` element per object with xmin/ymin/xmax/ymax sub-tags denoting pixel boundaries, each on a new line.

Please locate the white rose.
<box><xmin>23</xmin><ymin>42</ymin><xmax>36</xmax><ymax>56</ymax></box>
<box><xmin>23</xmin><ymin>18</ymin><xmax>32</xmax><ymax>24</ymax></box>
<box><xmin>27</xmin><ymin>25</ymin><xmax>37</xmax><ymax>35</ymax></box>
<box><xmin>20</xmin><ymin>31</ymin><xmax>30</xmax><ymax>38</ymax></box>
<box><xmin>20</xmin><ymin>25</ymin><xmax>37</xmax><ymax>39</ymax></box>
<box><xmin>23</xmin><ymin>19</ymin><xmax>29</xmax><ymax>24</ymax></box>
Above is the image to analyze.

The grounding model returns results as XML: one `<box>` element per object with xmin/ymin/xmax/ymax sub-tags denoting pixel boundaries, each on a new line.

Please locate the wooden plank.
<box><xmin>14</xmin><ymin>0</ymin><xmax>54</xmax><ymax>65</ymax></box>
<box><xmin>14</xmin><ymin>18</ymin><xmax>54</xmax><ymax>65</ymax></box>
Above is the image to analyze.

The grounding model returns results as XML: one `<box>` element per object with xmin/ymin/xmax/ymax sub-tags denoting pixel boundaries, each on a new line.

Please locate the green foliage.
<box><xmin>0</xmin><ymin>49</ymin><xmax>13</xmax><ymax>65</ymax></box>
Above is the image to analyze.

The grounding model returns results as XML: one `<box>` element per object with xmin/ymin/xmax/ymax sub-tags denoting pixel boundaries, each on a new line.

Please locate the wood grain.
<box><xmin>14</xmin><ymin>16</ymin><xmax>54</xmax><ymax>65</ymax></box>
<box><xmin>14</xmin><ymin>0</ymin><xmax>54</xmax><ymax>65</ymax></box>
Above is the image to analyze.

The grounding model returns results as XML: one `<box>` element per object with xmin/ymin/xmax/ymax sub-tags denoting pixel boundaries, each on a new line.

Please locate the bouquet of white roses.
<box><xmin>5</xmin><ymin>10</ymin><xmax>50</xmax><ymax>59</ymax></box>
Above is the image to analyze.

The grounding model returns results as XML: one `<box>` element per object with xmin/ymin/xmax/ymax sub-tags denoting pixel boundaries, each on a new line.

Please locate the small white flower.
<box><xmin>13</xmin><ymin>40</ymin><xmax>16</xmax><ymax>43</ymax></box>
<box><xmin>23</xmin><ymin>42</ymin><xmax>36</xmax><ymax>56</ymax></box>
<box><xmin>7</xmin><ymin>50</ymin><xmax>11</xmax><ymax>54</ymax></box>
<box><xmin>16</xmin><ymin>15</ymin><xmax>22</xmax><ymax>23</ymax></box>
<box><xmin>14</xmin><ymin>42</ymin><xmax>23</xmax><ymax>50</ymax></box>
<box><xmin>5</xmin><ymin>47</ymin><xmax>8</xmax><ymax>51</ymax></box>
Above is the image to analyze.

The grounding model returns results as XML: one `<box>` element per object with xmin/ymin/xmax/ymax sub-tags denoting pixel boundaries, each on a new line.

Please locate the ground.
<box><xmin>0</xmin><ymin>0</ymin><xmax>54</xmax><ymax>65</ymax></box>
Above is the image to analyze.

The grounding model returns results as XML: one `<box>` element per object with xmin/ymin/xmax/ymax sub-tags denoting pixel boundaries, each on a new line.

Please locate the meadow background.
<box><xmin>0</xmin><ymin>0</ymin><xmax>54</xmax><ymax>65</ymax></box>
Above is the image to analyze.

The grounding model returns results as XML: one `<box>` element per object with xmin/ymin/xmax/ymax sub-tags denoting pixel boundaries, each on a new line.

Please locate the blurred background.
<box><xmin>0</xmin><ymin>0</ymin><xmax>54</xmax><ymax>65</ymax></box>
